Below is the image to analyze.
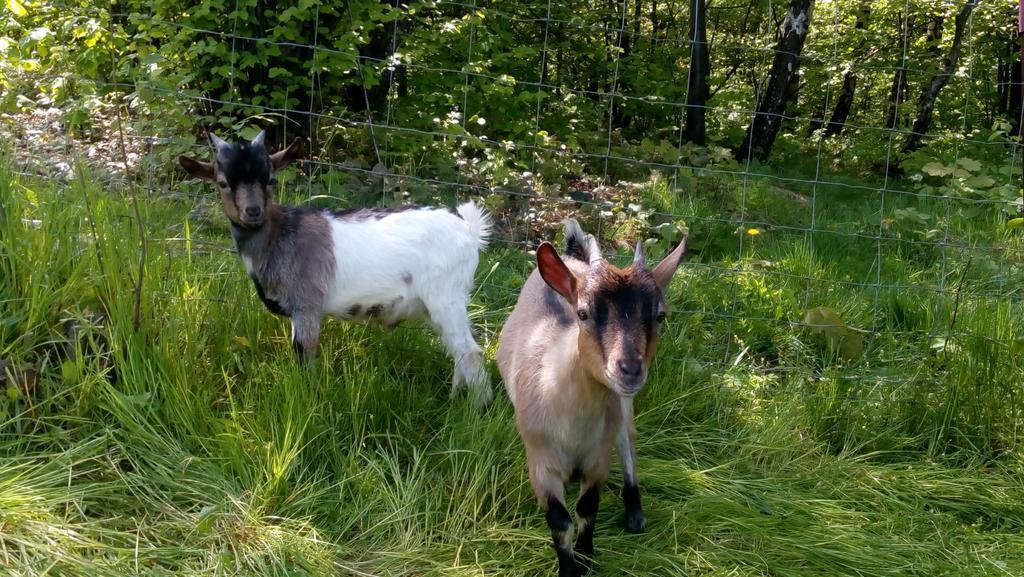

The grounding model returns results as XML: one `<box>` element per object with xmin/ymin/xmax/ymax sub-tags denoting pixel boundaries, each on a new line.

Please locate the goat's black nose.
<box><xmin>617</xmin><ymin>358</ymin><xmax>643</xmax><ymax>377</ymax></box>
<box><xmin>245</xmin><ymin>206</ymin><xmax>262</xmax><ymax>218</ymax></box>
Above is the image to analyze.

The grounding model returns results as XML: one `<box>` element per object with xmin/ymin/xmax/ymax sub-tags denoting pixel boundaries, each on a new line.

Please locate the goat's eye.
<box><xmin>655</xmin><ymin>311</ymin><xmax>667</xmax><ymax>323</ymax></box>
<box><xmin>217</xmin><ymin>181</ymin><xmax>228</xmax><ymax>189</ymax></box>
<box><xmin>577</xmin><ymin>309</ymin><xmax>589</xmax><ymax>321</ymax></box>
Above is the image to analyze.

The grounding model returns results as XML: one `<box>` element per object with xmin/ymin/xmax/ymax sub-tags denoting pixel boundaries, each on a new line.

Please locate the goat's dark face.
<box><xmin>537</xmin><ymin>237</ymin><xmax>687</xmax><ymax>397</ymax></box>
<box><xmin>179</xmin><ymin>131</ymin><xmax>302</xmax><ymax>229</ymax></box>
<box><xmin>576</xmin><ymin>263</ymin><xmax>665</xmax><ymax>396</ymax></box>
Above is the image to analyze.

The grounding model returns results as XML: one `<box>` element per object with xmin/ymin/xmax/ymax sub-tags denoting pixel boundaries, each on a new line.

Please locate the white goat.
<box><xmin>497</xmin><ymin>220</ymin><xmax>686</xmax><ymax>576</ymax></box>
<box><xmin>180</xmin><ymin>131</ymin><xmax>493</xmax><ymax>407</ymax></box>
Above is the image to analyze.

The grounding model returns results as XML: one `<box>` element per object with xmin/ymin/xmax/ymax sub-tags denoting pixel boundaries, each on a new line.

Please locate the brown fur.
<box><xmin>497</xmin><ymin>221</ymin><xmax>686</xmax><ymax>575</ymax></box>
<box><xmin>499</xmin><ymin>257</ymin><xmax>655</xmax><ymax>500</ymax></box>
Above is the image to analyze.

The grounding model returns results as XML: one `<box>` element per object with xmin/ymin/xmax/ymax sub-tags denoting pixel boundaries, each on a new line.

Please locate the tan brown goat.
<box><xmin>497</xmin><ymin>219</ymin><xmax>686</xmax><ymax>576</ymax></box>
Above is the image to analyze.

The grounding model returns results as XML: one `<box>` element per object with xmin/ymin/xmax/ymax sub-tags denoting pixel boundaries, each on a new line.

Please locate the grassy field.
<box><xmin>2</xmin><ymin>153</ymin><xmax>1024</xmax><ymax>577</ymax></box>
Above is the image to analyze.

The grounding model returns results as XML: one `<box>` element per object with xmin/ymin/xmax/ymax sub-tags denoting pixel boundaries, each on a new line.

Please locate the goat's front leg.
<box><xmin>530</xmin><ymin>457</ymin><xmax>576</xmax><ymax>577</ymax></box>
<box><xmin>617</xmin><ymin>396</ymin><xmax>645</xmax><ymax>533</ymax></box>
<box><xmin>545</xmin><ymin>494</ymin><xmax>577</xmax><ymax>577</ymax></box>
<box><xmin>290</xmin><ymin>312</ymin><xmax>321</xmax><ymax>365</ymax></box>
<box><xmin>574</xmin><ymin>478</ymin><xmax>601</xmax><ymax>575</ymax></box>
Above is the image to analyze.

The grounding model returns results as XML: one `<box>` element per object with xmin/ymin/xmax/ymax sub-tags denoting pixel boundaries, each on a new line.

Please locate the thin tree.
<box><xmin>739</xmin><ymin>0</ymin><xmax>814</xmax><ymax>161</ymax></box>
<box><xmin>344</xmin><ymin>0</ymin><xmax>403</xmax><ymax>115</ymax></box>
<box><xmin>824</xmin><ymin>1</ymin><xmax>870</xmax><ymax>138</ymax></box>
<box><xmin>684</xmin><ymin>0</ymin><xmax>710</xmax><ymax>144</ymax></box>
<box><xmin>885</xmin><ymin>12</ymin><xmax>915</xmax><ymax>130</ymax></box>
<box><xmin>901</xmin><ymin>0</ymin><xmax>978</xmax><ymax>154</ymax></box>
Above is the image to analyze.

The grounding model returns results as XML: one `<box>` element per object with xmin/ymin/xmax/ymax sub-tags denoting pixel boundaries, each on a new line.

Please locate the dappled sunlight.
<box><xmin>2</xmin><ymin>0</ymin><xmax>1024</xmax><ymax>573</ymax></box>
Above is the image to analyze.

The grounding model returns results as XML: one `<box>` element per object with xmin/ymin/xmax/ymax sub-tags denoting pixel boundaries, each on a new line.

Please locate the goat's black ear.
<box><xmin>208</xmin><ymin>132</ymin><xmax>230</xmax><ymax>152</ymax></box>
<box><xmin>652</xmin><ymin>236</ymin><xmax>687</xmax><ymax>292</ymax></box>
<box><xmin>270</xmin><ymin>138</ymin><xmax>303</xmax><ymax>171</ymax></box>
<box><xmin>537</xmin><ymin>242</ymin><xmax>577</xmax><ymax>304</ymax></box>
<box><xmin>179</xmin><ymin>156</ymin><xmax>215</xmax><ymax>181</ymax></box>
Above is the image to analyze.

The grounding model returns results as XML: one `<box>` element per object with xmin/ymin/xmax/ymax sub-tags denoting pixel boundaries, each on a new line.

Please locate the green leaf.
<box><xmin>28</xmin><ymin>26</ymin><xmax>51</xmax><ymax>42</ymax></box>
<box><xmin>1007</xmin><ymin>218</ymin><xmax>1024</xmax><ymax>231</ymax></box>
<box><xmin>838</xmin><ymin>331</ymin><xmax>864</xmax><ymax>360</ymax></box>
<box><xmin>931</xmin><ymin>336</ymin><xmax>960</xmax><ymax>355</ymax></box>
<box><xmin>7</xmin><ymin>0</ymin><xmax>27</xmax><ymax>17</ymax></box>
<box><xmin>921</xmin><ymin>162</ymin><xmax>951</xmax><ymax>177</ymax></box>
<box><xmin>61</xmin><ymin>360</ymin><xmax>81</xmax><ymax>384</ymax></box>
<box><xmin>956</xmin><ymin>157</ymin><xmax>981</xmax><ymax>172</ymax></box>
<box><xmin>804</xmin><ymin>307</ymin><xmax>864</xmax><ymax>360</ymax></box>
<box><xmin>1011</xmin><ymin>339</ymin><xmax>1024</xmax><ymax>355</ymax></box>
<box><xmin>962</xmin><ymin>175</ymin><xmax>995</xmax><ymax>190</ymax></box>
<box><xmin>804</xmin><ymin>307</ymin><xmax>844</xmax><ymax>332</ymax></box>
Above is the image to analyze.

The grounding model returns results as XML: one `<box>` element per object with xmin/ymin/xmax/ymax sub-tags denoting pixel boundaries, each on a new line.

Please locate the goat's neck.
<box><xmin>229</xmin><ymin>204</ymin><xmax>285</xmax><ymax>265</ymax></box>
<box><xmin>547</xmin><ymin>335</ymin><xmax>613</xmax><ymax>414</ymax></box>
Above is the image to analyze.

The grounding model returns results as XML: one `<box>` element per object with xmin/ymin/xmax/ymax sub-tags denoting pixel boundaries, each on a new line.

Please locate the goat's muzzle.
<box><xmin>240</xmin><ymin>205</ymin><xmax>264</xmax><ymax>227</ymax></box>
<box><xmin>608</xmin><ymin>366</ymin><xmax>648</xmax><ymax>397</ymax></box>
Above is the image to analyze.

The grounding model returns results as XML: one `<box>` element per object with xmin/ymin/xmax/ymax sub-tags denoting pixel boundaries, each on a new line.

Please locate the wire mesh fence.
<box><xmin>3</xmin><ymin>0</ymin><xmax>1022</xmax><ymax>431</ymax></box>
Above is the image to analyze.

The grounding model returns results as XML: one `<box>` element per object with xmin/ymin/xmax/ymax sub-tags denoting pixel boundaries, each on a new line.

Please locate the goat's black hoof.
<box><xmin>574</xmin><ymin>555</ymin><xmax>592</xmax><ymax>576</ymax></box>
<box><xmin>556</xmin><ymin>561</ymin><xmax>578</xmax><ymax>577</ymax></box>
<box><xmin>624</xmin><ymin>509</ymin><xmax>647</xmax><ymax>533</ymax></box>
<box><xmin>621</xmin><ymin>483</ymin><xmax>646</xmax><ymax>533</ymax></box>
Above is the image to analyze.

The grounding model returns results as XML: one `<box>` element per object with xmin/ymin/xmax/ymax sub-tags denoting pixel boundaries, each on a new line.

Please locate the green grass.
<box><xmin>2</xmin><ymin>155</ymin><xmax>1024</xmax><ymax>576</ymax></box>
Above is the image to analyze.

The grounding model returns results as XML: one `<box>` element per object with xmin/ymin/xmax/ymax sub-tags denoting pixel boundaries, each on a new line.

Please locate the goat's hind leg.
<box><xmin>424</xmin><ymin>298</ymin><xmax>493</xmax><ymax>408</ymax></box>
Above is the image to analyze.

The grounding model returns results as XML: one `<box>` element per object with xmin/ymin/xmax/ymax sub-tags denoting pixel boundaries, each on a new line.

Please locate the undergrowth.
<box><xmin>2</xmin><ymin>155</ymin><xmax>1023</xmax><ymax>576</ymax></box>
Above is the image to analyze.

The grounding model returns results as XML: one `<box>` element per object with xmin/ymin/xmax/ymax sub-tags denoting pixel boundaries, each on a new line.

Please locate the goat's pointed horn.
<box><xmin>208</xmin><ymin>131</ymin><xmax>229</xmax><ymax>152</ymax></box>
<box><xmin>633</xmin><ymin>241</ymin><xmax>645</xmax><ymax>265</ymax></box>
<box><xmin>251</xmin><ymin>129</ymin><xmax>266</xmax><ymax>147</ymax></box>
<box><xmin>587</xmin><ymin>235</ymin><xmax>603</xmax><ymax>265</ymax></box>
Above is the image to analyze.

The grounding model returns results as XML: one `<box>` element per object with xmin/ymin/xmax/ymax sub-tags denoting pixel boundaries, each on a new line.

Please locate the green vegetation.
<box><xmin>1</xmin><ymin>1</ymin><xmax>1019</xmax><ymax>178</ymax></box>
<box><xmin>3</xmin><ymin>153</ymin><xmax>1024</xmax><ymax>575</ymax></box>
<box><xmin>3</xmin><ymin>0</ymin><xmax>1024</xmax><ymax>575</ymax></box>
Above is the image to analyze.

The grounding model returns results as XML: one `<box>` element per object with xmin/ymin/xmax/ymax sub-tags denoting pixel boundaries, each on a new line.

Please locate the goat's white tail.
<box><xmin>456</xmin><ymin>201</ymin><xmax>493</xmax><ymax>249</ymax></box>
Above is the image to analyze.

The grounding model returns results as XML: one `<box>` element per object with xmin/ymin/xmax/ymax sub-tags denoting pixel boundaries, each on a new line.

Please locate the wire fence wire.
<box><xmin>9</xmin><ymin>1</ymin><xmax>1024</xmax><ymax>405</ymax></box>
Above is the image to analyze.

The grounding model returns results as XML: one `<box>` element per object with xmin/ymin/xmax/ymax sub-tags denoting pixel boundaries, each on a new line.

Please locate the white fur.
<box><xmin>321</xmin><ymin>201</ymin><xmax>493</xmax><ymax>407</ymax></box>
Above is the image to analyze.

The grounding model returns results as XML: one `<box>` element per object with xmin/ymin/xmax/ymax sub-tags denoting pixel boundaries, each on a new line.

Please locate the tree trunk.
<box><xmin>823</xmin><ymin>2</ymin><xmax>869</xmax><ymax>137</ymax></box>
<box><xmin>343</xmin><ymin>0</ymin><xmax>401</xmax><ymax>115</ymax></box>
<box><xmin>684</xmin><ymin>0</ymin><xmax>709</xmax><ymax>145</ymax></box>
<box><xmin>901</xmin><ymin>0</ymin><xmax>978</xmax><ymax>154</ymax></box>
<box><xmin>924</xmin><ymin>14</ymin><xmax>945</xmax><ymax>63</ymax></box>
<box><xmin>1011</xmin><ymin>62</ymin><xmax>1023</xmax><ymax>135</ymax></box>
<box><xmin>997</xmin><ymin>58</ymin><xmax>1008</xmax><ymax>117</ymax></box>
<box><xmin>611</xmin><ymin>0</ymin><xmax>640</xmax><ymax>129</ymax></box>
<box><xmin>785</xmin><ymin>60</ymin><xmax>801</xmax><ymax>117</ymax></box>
<box><xmin>1015</xmin><ymin>30</ymin><xmax>1024</xmax><ymax>137</ymax></box>
<box><xmin>885</xmin><ymin>13</ymin><xmax>914</xmax><ymax>129</ymax></box>
<box><xmin>649</xmin><ymin>0</ymin><xmax>659</xmax><ymax>61</ymax></box>
<box><xmin>886</xmin><ymin>68</ymin><xmax>909</xmax><ymax>129</ymax></box>
<box><xmin>808</xmin><ymin>98</ymin><xmax>824</xmax><ymax>134</ymax></box>
<box><xmin>739</xmin><ymin>0</ymin><xmax>814</xmax><ymax>161</ymax></box>
<box><xmin>824</xmin><ymin>74</ymin><xmax>857</xmax><ymax>137</ymax></box>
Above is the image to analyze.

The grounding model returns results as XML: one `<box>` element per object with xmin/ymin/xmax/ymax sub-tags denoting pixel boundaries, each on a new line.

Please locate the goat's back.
<box><xmin>322</xmin><ymin>206</ymin><xmax>484</xmax><ymax>317</ymax></box>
